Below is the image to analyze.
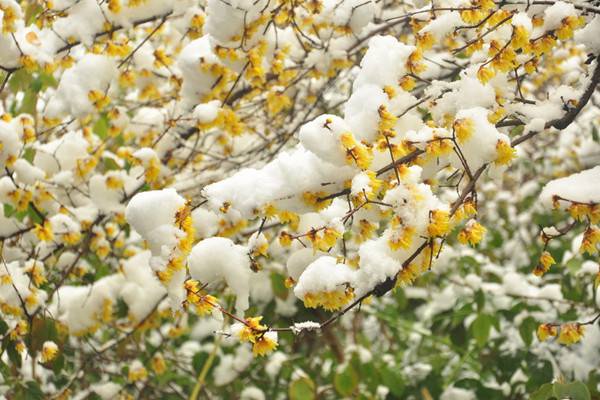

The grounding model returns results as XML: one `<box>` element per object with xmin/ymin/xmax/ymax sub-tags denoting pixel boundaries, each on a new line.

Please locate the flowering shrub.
<box><xmin>0</xmin><ymin>0</ymin><xmax>599</xmax><ymax>398</ymax></box>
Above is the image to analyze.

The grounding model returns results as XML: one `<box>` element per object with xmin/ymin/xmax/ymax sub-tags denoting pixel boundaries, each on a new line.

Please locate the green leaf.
<box><xmin>23</xmin><ymin>381</ymin><xmax>44</xmax><ymax>400</ymax></box>
<box><xmin>4</xmin><ymin>338</ymin><xmax>22</xmax><ymax>368</ymax></box>
<box><xmin>381</xmin><ymin>368</ymin><xmax>405</xmax><ymax>396</ymax></box>
<box><xmin>592</xmin><ymin>125</ymin><xmax>599</xmax><ymax>143</ymax></box>
<box><xmin>474</xmin><ymin>290</ymin><xmax>485</xmax><ymax>312</ymax></box>
<box><xmin>270</xmin><ymin>272</ymin><xmax>289</xmax><ymax>300</ymax></box>
<box><xmin>93</xmin><ymin>114</ymin><xmax>110</xmax><ymax>139</ymax></box>
<box><xmin>553</xmin><ymin>381</ymin><xmax>591</xmax><ymax>400</ymax></box>
<box><xmin>289</xmin><ymin>377</ymin><xmax>316</xmax><ymax>400</ymax></box>
<box><xmin>0</xmin><ymin>318</ymin><xmax>8</xmax><ymax>335</ymax></box>
<box><xmin>334</xmin><ymin>365</ymin><xmax>359</xmax><ymax>396</ymax></box>
<box><xmin>192</xmin><ymin>352</ymin><xmax>208</xmax><ymax>374</ymax></box>
<box><xmin>530</xmin><ymin>383</ymin><xmax>554</xmax><ymax>400</ymax></box>
<box><xmin>18</xmin><ymin>88</ymin><xmax>37</xmax><ymax>115</ymax></box>
<box><xmin>519</xmin><ymin>316</ymin><xmax>538</xmax><ymax>347</ymax></box>
<box><xmin>470</xmin><ymin>314</ymin><xmax>493</xmax><ymax>347</ymax></box>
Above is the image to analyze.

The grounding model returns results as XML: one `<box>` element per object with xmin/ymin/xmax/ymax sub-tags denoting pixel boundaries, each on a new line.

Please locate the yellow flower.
<box><xmin>487</xmin><ymin>108</ymin><xmax>506</xmax><ymax>124</ymax></box>
<box><xmin>266</xmin><ymin>91</ymin><xmax>292</xmax><ymax>116</ymax></box>
<box><xmin>41</xmin><ymin>341</ymin><xmax>59</xmax><ymax>363</ymax></box>
<box><xmin>512</xmin><ymin>25</ymin><xmax>530</xmax><ymax>50</ymax></box>
<box><xmin>416</xmin><ymin>32</ymin><xmax>435</xmax><ymax>51</ymax></box>
<box><xmin>151</xmin><ymin>354</ymin><xmax>167</xmax><ymax>375</ymax></box>
<box><xmin>457</xmin><ymin>220</ymin><xmax>486</xmax><ymax>246</ymax></box>
<box><xmin>252</xmin><ymin>332</ymin><xmax>278</xmax><ymax>357</ymax></box>
<box><xmin>536</xmin><ymin>323</ymin><xmax>558</xmax><ymax>342</ymax></box>
<box><xmin>557</xmin><ymin>323</ymin><xmax>585</xmax><ymax>345</ymax></box>
<box><xmin>427</xmin><ymin>210</ymin><xmax>450</xmax><ymax>237</ymax></box>
<box><xmin>108</xmin><ymin>0</ymin><xmax>121</xmax><ymax>13</ymax></box>
<box><xmin>106</xmin><ymin>175</ymin><xmax>124</xmax><ymax>190</ymax></box>
<box><xmin>88</xmin><ymin>90</ymin><xmax>110</xmax><ymax>109</ymax></box>
<box><xmin>477</xmin><ymin>66</ymin><xmax>495</xmax><ymax>84</ymax></box>
<box><xmin>580</xmin><ymin>226</ymin><xmax>600</xmax><ymax>255</ymax></box>
<box><xmin>303</xmin><ymin>288</ymin><xmax>354</xmax><ymax>311</ymax></box>
<box><xmin>533</xmin><ymin>251</ymin><xmax>555</xmax><ymax>276</ymax></box>
<box><xmin>426</xmin><ymin>137</ymin><xmax>453</xmax><ymax>156</ymax></box>
<box><xmin>237</xmin><ymin>316</ymin><xmax>268</xmax><ymax>344</ymax></box>
<box><xmin>153</xmin><ymin>48</ymin><xmax>173</xmax><ymax>67</ymax></box>
<box><xmin>128</xmin><ymin>363</ymin><xmax>148</xmax><ymax>382</ymax></box>
<box><xmin>453</xmin><ymin>118</ymin><xmax>474</xmax><ymax>142</ymax></box>
<box><xmin>383</xmin><ymin>85</ymin><xmax>396</xmax><ymax>99</ymax></box>
<box><xmin>568</xmin><ymin>203</ymin><xmax>589</xmax><ymax>221</ymax></box>
<box><xmin>340</xmin><ymin>132</ymin><xmax>372</xmax><ymax>170</ymax></box>
<box><xmin>34</xmin><ymin>221</ymin><xmax>54</xmax><ymax>242</ymax></box>
<box><xmin>494</xmin><ymin>140</ymin><xmax>516</xmax><ymax>165</ymax></box>
<box><xmin>302</xmin><ymin>191</ymin><xmax>332</xmax><ymax>211</ymax></box>
<box><xmin>399</xmin><ymin>76</ymin><xmax>416</xmax><ymax>91</ymax></box>
<box><xmin>388</xmin><ymin>224</ymin><xmax>415</xmax><ymax>250</ymax></box>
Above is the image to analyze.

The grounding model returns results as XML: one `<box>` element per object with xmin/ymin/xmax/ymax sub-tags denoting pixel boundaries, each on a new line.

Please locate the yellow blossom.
<box><xmin>428</xmin><ymin>210</ymin><xmax>450</xmax><ymax>237</ymax></box>
<box><xmin>495</xmin><ymin>140</ymin><xmax>516</xmax><ymax>165</ymax></box>
<box><xmin>151</xmin><ymin>354</ymin><xmax>167</xmax><ymax>375</ymax></box>
<box><xmin>34</xmin><ymin>221</ymin><xmax>54</xmax><ymax>242</ymax></box>
<box><xmin>128</xmin><ymin>364</ymin><xmax>148</xmax><ymax>382</ymax></box>
<box><xmin>339</xmin><ymin>132</ymin><xmax>372</xmax><ymax>169</ymax></box>
<box><xmin>457</xmin><ymin>221</ymin><xmax>486</xmax><ymax>246</ymax></box>
<box><xmin>537</xmin><ymin>323</ymin><xmax>558</xmax><ymax>342</ymax></box>
<box><xmin>557</xmin><ymin>323</ymin><xmax>585</xmax><ymax>345</ymax></box>
<box><xmin>454</xmin><ymin>118</ymin><xmax>474</xmax><ymax>142</ymax></box>
<box><xmin>477</xmin><ymin>66</ymin><xmax>495</xmax><ymax>84</ymax></box>
<box><xmin>580</xmin><ymin>226</ymin><xmax>600</xmax><ymax>255</ymax></box>
<box><xmin>252</xmin><ymin>332</ymin><xmax>278</xmax><ymax>357</ymax></box>
<box><xmin>41</xmin><ymin>341</ymin><xmax>59</xmax><ymax>363</ymax></box>
<box><xmin>399</xmin><ymin>76</ymin><xmax>416</xmax><ymax>91</ymax></box>
<box><xmin>388</xmin><ymin>226</ymin><xmax>415</xmax><ymax>251</ymax></box>
<box><xmin>533</xmin><ymin>251</ymin><xmax>555</xmax><ymax>276</ymax></box>
<box><xmin>303</xmin><ymin>288</ymin><xmax>354</xmax><ymax>311</ymax></box>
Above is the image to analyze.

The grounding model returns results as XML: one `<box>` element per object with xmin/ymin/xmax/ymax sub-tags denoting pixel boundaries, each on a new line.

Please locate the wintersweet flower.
<box><xmin>536</xmin><ymin>324</ymin><xmax>558</xmax><ymax>342</ymax></box>
<box><xmin>557</xmin><ymin>323</ymin><xmax>585</xmax><ymax>345</ymax></box>
<box><xmin>41</xmin><ymin>341</ymin><xmax>59</xmax><ymax>363</ymax></box>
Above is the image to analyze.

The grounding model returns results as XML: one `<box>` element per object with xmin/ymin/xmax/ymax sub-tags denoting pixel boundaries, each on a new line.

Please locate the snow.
<box><xmin>291</xmin><ymin>321</ymin><xmax>321</xmax><ymax>334</ymax></box>
<box><xmin>542</xmin><ymin>1</ymin><xmax>577</xmax><ymax>32</ymax></box>
<box><xmin>575</xmin><ymin>16</ymin><xmax>600</xmax><ymax>54</ymax></box>
<box><xmin>539</xmin><ymin>166</ymin><xmax>600</xmax><ymax>208</ymax></box>
<box><xmin>421</xmin><ymin>12</ymin><xmax>462</xmax><ymax>39</ymax></box>
<box><xmin>46</xmin><ymin>54</ymin><xmax>117</xmax><ymax>118</ymax></box>
<box><xmin>188</xmin><ymin>237</ymin><xmax>251</xmax><ymax>314</ymax></box>
<box><xmin>294</xmin><ymin>256</ymin><xmax>355</xmax><ymax>300</ymax></box>
<box><xmin>203</xmin><ymin>146</ymin><xmax>356</xmax><ymax>218</ymax></box>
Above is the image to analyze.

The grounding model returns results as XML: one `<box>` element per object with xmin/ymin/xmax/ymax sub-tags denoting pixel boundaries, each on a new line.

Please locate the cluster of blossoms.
<box><xmin>0</xmin><ymin>0</ymin><xmax>598</xmax><ymax>397</ymax></box>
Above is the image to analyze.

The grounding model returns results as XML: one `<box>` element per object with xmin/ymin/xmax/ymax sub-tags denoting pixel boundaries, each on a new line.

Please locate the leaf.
<box><xmin>18</xmin><ymin>88</ymin><xmax>37</xmax><ymax>115</ymax></box>
<box><xmin>592</xmin><ymin>125</ymin><xmax>599</xmax><ymax>143</ymax></box>
<box><xmin>23</xmin><ymin>381</ymin><xmax>44</xmax><ymax>400</ymax></box>
<box><xmin>553</xmin><ymin>381</ymin><xmax>591</xmax><ymax>400</ymax></box>
<box><xmin>470</xmin><ymin>314</ymin><xmax>493</xmax><ymax>347</ymax></box>
<box><xmin>270</xmin><ymin>272</ymin><xmax>288</xmax><ymax>300</ymax></box>
<box><xmin>0</xmin><ymin>318</ymin><xmax>8</xmax><ymax>335</ymax></box>
<box><xmin>530</xmin><ymin>383</ymin><xmax>554</xmax><ymax>400</ymax></box>
<box><xmin>289</xmin><ymin>377</ymin><xmax>316</xmax><ymax>400</ymax></box>
<box><xmin>27</xmin><ymin>316</ymin><xmax>58</xmax><ymax>356</ymax></box>
<box><xmin>334</xmin><ymin>365</ymin><xmax>359</xmax><ymax>396</ymax></box>
<box><xmin>381</xmin><ymin>368</ymin><xmax>405</xmax><ymax>396</ymax></box>
<box><xmin>519</xmin><ymin>316</ymin><xmax>538</xmax><ymax>346</ymax></box>
<box><xmin>192</xmin><ymin>352</ymin><xmax>208</xmax><ymax>374</ymax></box>
<box><xmin>4</xmin><ymin>338</ymin><xmax>22</xmax><ymax>368</ymax></box>
<box><xmin>474</xmin><ymin>289</ymin><xmax>485</xmax><ymax>312</ymax></box>
<box><xmin>93</xmin><ymin>114</ymin><xmax>110</xmax><ymax>139</ymax></box>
